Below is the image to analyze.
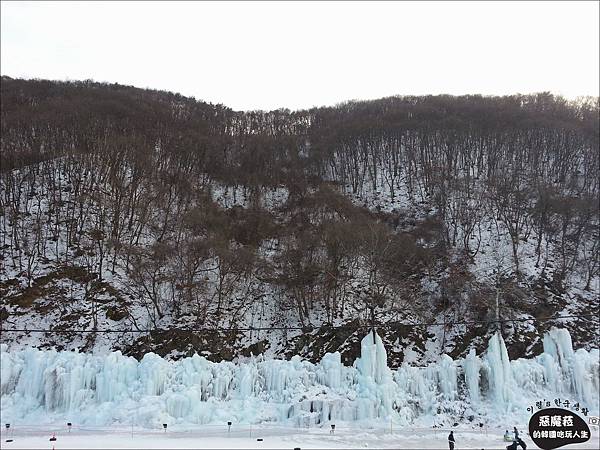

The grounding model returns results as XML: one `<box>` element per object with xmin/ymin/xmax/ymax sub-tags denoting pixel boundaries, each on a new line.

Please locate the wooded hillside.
<box><xmin>1</xmin><ymin>77</ymin><xmax>598</xmax><ymax>364</ymax></box>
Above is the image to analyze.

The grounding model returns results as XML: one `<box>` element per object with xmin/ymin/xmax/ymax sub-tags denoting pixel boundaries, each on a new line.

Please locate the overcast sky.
<box><xmin>1</xmin><ymin>1</ymin><xmax>598</xmax><ymax>111</ymax></box>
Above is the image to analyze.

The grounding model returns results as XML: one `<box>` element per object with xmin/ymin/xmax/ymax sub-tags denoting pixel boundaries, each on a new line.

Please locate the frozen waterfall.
<box><xmin>1</xmin><ymin>327</ymin><xmax>598</xmax><ymax>427</ymax></box>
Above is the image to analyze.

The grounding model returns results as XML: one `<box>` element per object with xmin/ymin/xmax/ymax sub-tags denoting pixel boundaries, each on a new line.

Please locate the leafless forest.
<box><xmin>1</xmin><ymin>77</ymin><xmax>598</xmax><ymax>364</ymax></box>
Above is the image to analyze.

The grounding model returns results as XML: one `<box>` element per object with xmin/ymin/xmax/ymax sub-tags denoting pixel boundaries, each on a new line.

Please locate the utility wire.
<box><xmin>0</xmin><ymin>314</ymin><xmax>596</xmax><ymax>333</ymax></box>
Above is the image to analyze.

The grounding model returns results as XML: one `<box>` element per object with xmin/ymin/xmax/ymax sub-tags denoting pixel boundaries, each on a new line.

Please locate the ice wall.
<box><xmin>1</xmin><ymin>328</ymin><xmax>598</xmax><ymax>428</ymax></box>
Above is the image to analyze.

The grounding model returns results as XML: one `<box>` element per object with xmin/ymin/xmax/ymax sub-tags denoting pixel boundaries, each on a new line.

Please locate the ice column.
<box><xmin>355</xmin><ymin>331</ymin><xmax>395</xmax><ymax>419</ymax></box>
<box><xmin>463</xmin><ymin>349</ymin><xmax>481</xmax><ymax>403</ymax></box>
<box><xmin>543</xmin><ymin>327</ymin><xmax>600</xmax><ymax>407</ymax></box>
<box><xmin>438</xmin><ymin>355</ymin><xmax>457</xmax><ymax>400</ymax></box>
<box><xmin>484</xmin><ymin>331</ymin><xmax>513</xmax><ymax>409</ymax></box>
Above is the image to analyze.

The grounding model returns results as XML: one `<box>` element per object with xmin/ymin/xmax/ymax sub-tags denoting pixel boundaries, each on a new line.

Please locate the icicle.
<box><xmin>438</xmin><ymin>355</ymin><xmax>457</xmax><ymax>401</ymax></box>
<box><xmin>354</xmin><ymin>332</ymin><xmax>395</xmax><ymax>419</ymax></box>
<box><xmin>542</xmin><ymin>328</ymin><xmax>600</xmax><ymax>407</ymax></box>
<box><xmin>463</xmin><ymin>349</ymin><xmax>481</xmax><ymax>403</ymax></box>
<box><xmin>483</xmin><ymin>331</ymin><xmax>513</xmax><ymax>409</ymax></box>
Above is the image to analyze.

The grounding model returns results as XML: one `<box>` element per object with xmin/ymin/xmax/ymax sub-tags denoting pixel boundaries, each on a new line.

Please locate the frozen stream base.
<box><xmin>1</xmin><ymin>327</ymin><xmax>598</xmax><ymax>429</ymax></box>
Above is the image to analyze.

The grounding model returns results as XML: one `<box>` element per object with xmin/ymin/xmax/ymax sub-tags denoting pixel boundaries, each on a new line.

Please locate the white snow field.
<box><xmin>1</xmin><ymin>425</ymin><xmax>599</xmax><ymax>450</ymax></box>
<box><xmin>1</xmin><ymin>328</ymin><xmax>599</xmax><ymax>449</ymax></box>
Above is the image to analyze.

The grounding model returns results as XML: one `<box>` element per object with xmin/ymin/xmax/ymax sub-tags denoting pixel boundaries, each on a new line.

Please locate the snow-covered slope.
<box><xmin>1</xmin><ymin>82</ymin><xmax>598</xmax><ymax>370</ymax></box>
<box><xmin>2</xmin><ymin>158</ymin><xmax>598</xmax><ymax>366</ymax></box>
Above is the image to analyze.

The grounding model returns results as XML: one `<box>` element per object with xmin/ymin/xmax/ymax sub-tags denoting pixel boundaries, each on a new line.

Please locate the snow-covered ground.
<box><xmin>1</xmin><ymin>424</ymin><xmax>599</xmax><ymax>449</ymax></box>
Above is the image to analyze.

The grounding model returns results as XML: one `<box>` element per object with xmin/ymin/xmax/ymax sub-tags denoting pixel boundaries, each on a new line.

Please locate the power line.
<box><xmin>1</xmin><ymin>314</ymin><xmax>597</xmax><ymax>334</ymax></box>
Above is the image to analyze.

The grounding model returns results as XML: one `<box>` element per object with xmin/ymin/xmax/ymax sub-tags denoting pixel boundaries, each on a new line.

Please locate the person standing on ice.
<box><xmin>511</xmin><ymin>427</ymin><xmax>527</xmax><ymax>449</ymax></box>
<box><xmin>448</xmin><ymin>431</ymin><xmax>455</xmax><ymax>450</ymax></box>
